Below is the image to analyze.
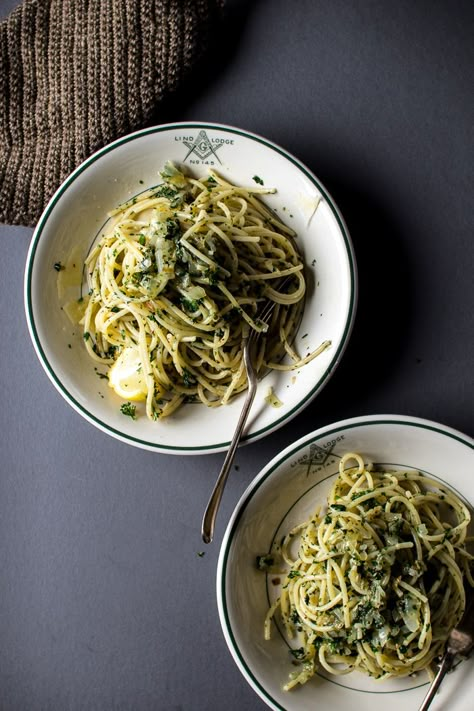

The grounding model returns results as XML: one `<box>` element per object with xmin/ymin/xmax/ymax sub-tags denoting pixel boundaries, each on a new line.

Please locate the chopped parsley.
<box><xmin>182</xmin><ymin>368</ymin><xmax>197</xmax><ymax>388</ymax></box>
<box><xmin>180</xmin><ymin>297</ymin><xmax>200</xmax><ymax>313</ymax></box>
<box><xmin>120</xmin><ymin>402</ymin><xmax>137</xmax><ymax>420</ymax></box>
<box><xmin>256</xmin><ymin>555</ymin><xmax>274</xmax><ymax>571</ymax></box>
<box><xmin>164</xmin><ymin>217</ymin><xmax>181</xmax><ymax>240</ymax></box>
<box><xmin>153</xmin><ymin>184</ymin><xmax>181</xmax><ymax>206</ymax></box>
<box><xmin>330</xmin><ymin>503</ymin><xmax>347</xmax><ymax>511</ymax></box>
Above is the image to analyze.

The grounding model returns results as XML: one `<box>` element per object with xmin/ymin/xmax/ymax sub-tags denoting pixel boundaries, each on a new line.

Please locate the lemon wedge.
<box><xmin>108</xmin><ymin>347</ymin><xmax>148</xmax><ymax>401</ymax></box>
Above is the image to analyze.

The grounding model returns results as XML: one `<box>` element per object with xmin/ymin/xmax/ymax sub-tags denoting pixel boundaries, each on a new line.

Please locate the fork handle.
<box><xmin>201</xmin><ymin>378</ymin><xmax>257</xmax><ymax>544</ymax></box>
<box><xmin>418</xmin><ymin>652</ymin><xmax>454</xmax><ymax>711</ymax></box>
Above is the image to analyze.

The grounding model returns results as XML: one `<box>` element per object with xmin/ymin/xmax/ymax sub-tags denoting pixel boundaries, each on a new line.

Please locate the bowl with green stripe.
<box><xmin>25</xmin><ymin>122</ymin><xmax>356</xmax><ymax>454</ymax></box>
<box><xmin>217</xmin><ymin>414</ymin><xmax>474</xmax><ymax>709</ymax></box>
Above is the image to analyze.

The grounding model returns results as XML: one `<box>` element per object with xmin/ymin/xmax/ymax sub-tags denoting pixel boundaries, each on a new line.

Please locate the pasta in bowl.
<box><xmin>263</xmin><ymin>452</ymin><xmax>473</xmax><ymax>688</ymax></box>
<box><xmin>217</xmin><ymin>415</ymin><xmax>474</xmax><ymax>710</ymax></box>
<box><xmin>25</xmin><ymin>123</ymin><xmax>356</xmax><ymax>453</ymax></box>
<box><xmin>81</xmin><ymin>163</ymin><xmax>329</xmax><ymax>421</ymax></box>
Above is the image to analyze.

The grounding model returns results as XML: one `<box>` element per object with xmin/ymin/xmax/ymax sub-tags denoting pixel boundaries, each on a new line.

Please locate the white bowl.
<box><xmin>217</xmin><ymin>414</ymin><xmax>474</xmax><ymax>710</ymax></box>
<box><xmin>24</xmin><ymin>123</ymin><xmax>356</xmax><ymax>454</ymax></box>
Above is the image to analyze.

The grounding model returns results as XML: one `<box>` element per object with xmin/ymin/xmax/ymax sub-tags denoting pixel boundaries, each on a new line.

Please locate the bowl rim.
<box><xmin>24</xmin><ymin>121</ymin><xmax>358</xmax><ymax>453</ymax></box>
<box><xmin>216</xmin><ymin>413</ymin><xmax>474</xmax><ymax>709</ymax></box>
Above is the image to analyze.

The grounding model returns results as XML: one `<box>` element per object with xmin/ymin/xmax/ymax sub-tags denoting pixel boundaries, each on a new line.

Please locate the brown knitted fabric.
<box><xmin>0</xmin><ymin>0</ymin><xmax>224</xmax><ymax>226</ymax></box>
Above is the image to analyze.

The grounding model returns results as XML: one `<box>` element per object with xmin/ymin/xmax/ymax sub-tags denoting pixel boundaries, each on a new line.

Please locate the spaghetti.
<box><xmin>264</xmin><ymin>453</ymin><xmax>474</xmax><ymax>689</ymax></box>
<box><xmin>81</xmin><ymin>163</ymin><xmax>329</xmax><ymax>420</ymax></box>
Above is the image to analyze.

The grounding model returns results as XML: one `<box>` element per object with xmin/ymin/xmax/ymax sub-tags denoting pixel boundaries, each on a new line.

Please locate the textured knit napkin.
<box><xmin>0</xmin><ymin>0</ymin><xmax>224</xmax><ymax>226</ymax></box>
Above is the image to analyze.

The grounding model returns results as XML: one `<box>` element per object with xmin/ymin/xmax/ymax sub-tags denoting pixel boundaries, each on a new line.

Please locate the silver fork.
<box><xmin>418</xmin><ymin>591</ymin><xmax>474</xmax><ymax>710</ymax></box>
<box><xmin>201</xmin><ymin>293</ymin><xmax>283</xmax><ymax>544</ymax></box>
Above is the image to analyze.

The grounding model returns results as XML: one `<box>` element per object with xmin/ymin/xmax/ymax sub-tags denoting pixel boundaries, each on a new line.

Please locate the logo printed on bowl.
<box><xmin>290</xmin><ymin>435</ymin><xmax>346</xmax><ymax>472</ymax></box>
<box><xmin>173</xmin><ymin>130</ymin><xmax>234</xmax><ymax>164</ymax></box>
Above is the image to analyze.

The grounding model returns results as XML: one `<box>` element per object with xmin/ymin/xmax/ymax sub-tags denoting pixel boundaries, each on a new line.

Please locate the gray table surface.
<box><xmin>1</xmin><ymin>1</ymin><xmax>473</xmax><ymax>709</ymax></box>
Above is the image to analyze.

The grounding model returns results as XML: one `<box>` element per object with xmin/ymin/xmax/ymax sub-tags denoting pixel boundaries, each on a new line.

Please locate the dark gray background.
<box><xmin>1</xmin><ymin>0</ymin><xmax>473</xmax><ymax>709</ymax></box>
